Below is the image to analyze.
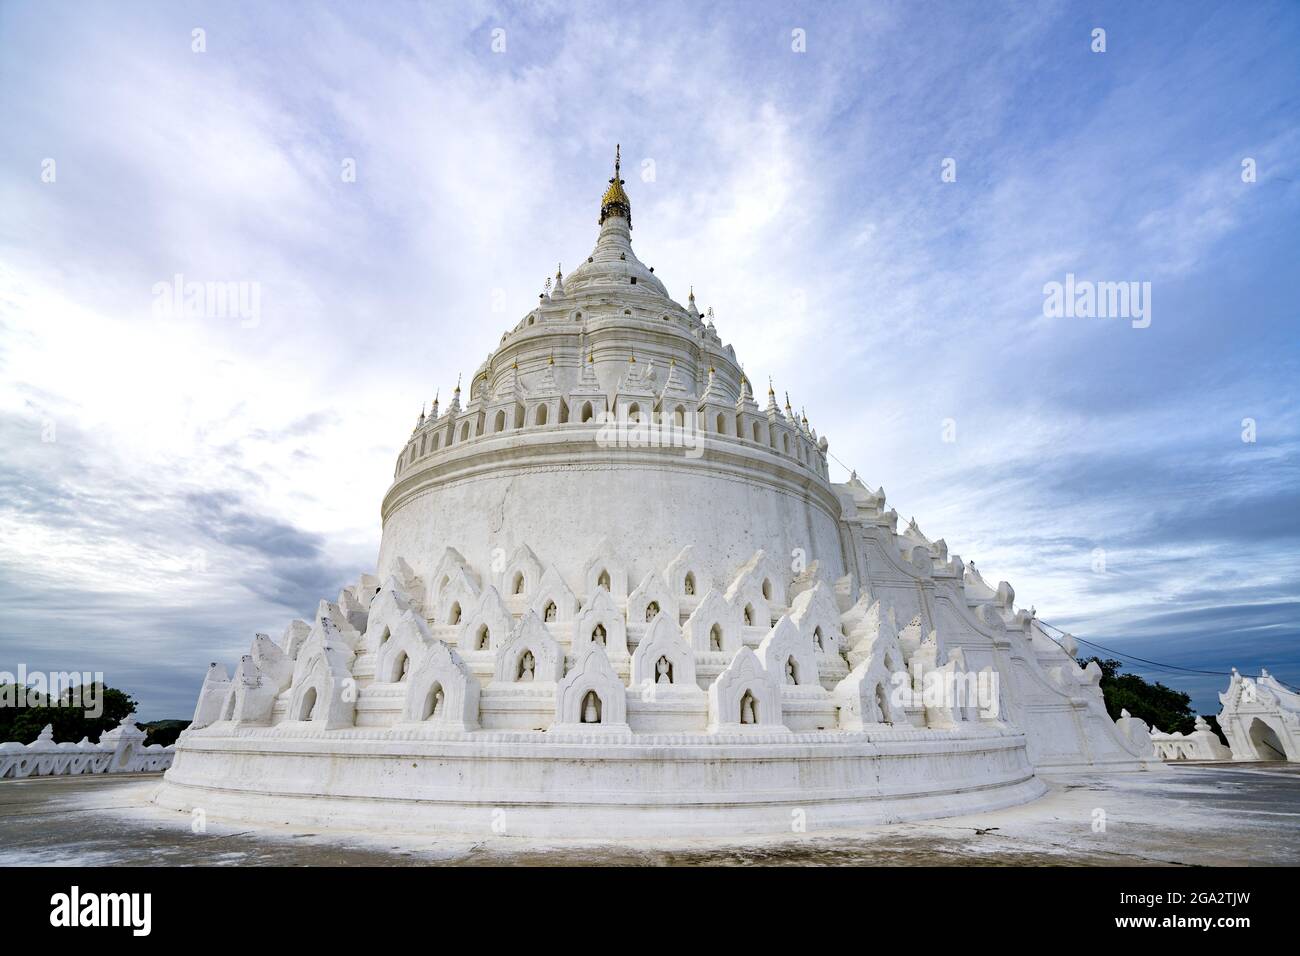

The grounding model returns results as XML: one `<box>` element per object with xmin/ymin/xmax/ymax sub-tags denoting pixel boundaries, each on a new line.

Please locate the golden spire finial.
<box><xmin>588</xmin><ymin>349</ymin><xmax>595</xmax><ymax>363</ymax></box>
<box><xmin>767</xmin><ymin>376</ymin><xmax>775</xmax><ymax>397</ymax></box>
<box><xmin>599</xmin><ymin>144</ymin><xmax>631</xmax><ymax>227</ymax></box>
<box><xmin>548</xmin><ymin>351</ymin><xmax>554</xmax><ymax>365</ymax></box>
<box><xmin>629</xmin><ymin>351</ymin><xmax>636</xmax><ymax>363</ymax></box>
<box><xmin>454</xmin><ymin>373</ymin><xmax>461</xmax><ymax>394</ymax></box>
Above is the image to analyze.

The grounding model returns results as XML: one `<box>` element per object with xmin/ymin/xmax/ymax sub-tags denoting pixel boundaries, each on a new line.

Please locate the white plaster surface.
<box><xmin>1217</xmin><ymin>668</ymin><xmax>1300</xmax><ymax>761</ymax></box>
<box><xmin>1149</xmin><ymin>715</ymin><xmax>1234</xmax><ymax>761</ymax></box>
<box><xmin>155</xmin><ymin>158</ymin><xmax>1159</xmax><ymax>837</ymax></box>
<box><xmin>9</xmin><ymin>764</ymin><xmax>1300</xmax><ymax>866</ymax></box>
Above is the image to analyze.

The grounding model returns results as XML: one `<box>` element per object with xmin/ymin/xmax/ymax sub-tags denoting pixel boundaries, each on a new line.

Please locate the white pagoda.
<box><xmin>156</xmin><ymin>149</ymin><xmax>1154</xmax><ymax>838</ymax></box>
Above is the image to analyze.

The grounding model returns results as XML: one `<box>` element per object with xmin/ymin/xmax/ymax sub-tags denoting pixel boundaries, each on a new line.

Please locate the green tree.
<box><xmin>140</xmin><ymin>719</ymin><xmax>190</xmax><ymax>748</ymax></box>
<box><xmin>1078</xmin><ymin>657</ymin><xmax>1200</xmax><ymax>735</ymax></box>
<box><xmin>0</xmin><ymin>682</ymin><xmax>137</xmax><ymax>745</ymax></box>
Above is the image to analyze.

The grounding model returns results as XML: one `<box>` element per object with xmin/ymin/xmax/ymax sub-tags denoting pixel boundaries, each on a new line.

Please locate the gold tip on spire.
<box><xmin>599</xmin><ymin>144</ymin><xmax>631</xmax><ymax>227</ymax></box>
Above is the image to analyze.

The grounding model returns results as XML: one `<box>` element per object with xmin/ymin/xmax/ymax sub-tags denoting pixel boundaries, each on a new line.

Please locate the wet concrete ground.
<box><xmin>0</xmin><ymin>761</ymin><xmax>1297</xmax><ymax>866</ymax></box>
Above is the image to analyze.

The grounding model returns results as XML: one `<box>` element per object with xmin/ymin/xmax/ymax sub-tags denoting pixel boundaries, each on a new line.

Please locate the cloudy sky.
<box><xmin>1</xmin><ymin>1</ymin><xmax>1296</xmax><ymax>719</ymax></box>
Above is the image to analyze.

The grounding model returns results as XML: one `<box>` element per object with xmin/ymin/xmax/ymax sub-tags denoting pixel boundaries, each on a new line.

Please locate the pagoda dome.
<box><xmin>558</xmin><ymin>223</ymin><xmax>671</xmax><ymax>300</ymax></box>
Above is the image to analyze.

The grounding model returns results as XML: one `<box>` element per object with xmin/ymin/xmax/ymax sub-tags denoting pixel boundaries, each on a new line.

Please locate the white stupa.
<box><xmin>156</xmin><ymin>149</ymin><xmax>1153</xmax><ymax>837</ymax></box>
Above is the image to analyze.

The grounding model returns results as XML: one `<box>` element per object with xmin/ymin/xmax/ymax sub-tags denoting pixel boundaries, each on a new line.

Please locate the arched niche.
<box><xmin>707</xmin><ymin>646</ymin><xmax>785</xmax><ymax>733</ymax></box>
<box><xmin>364</xmin><ymin>577</ymin><xmax>418</xmax><ymax>655</ymax></box>
<box><xmin>434</xmin><ymin>565</ymin><xmax>481</xmax><ymax>627</ymax></box>
<box><xmin>833</xmin><ymin>655</ymin><xmax>902</xmax><ymax>731</ymax></box>
<box><xmin>286</xmin><ymin>645</ymin><xmax>356</xmax><ymax>730</ymax></box>
<box><xmin>425</xmin><ymin>547</ymin><xmax>476</xmax><ymax>615</ymax></box>
<box><xmin>756</xmin><ymin>615</ymin><xmax>820</xmax><ymax>689</ymax></box>
<box><xmin>682</xmin><ymin>587</ymin><xmax>744</xmax><ymax>655</ymax></box>
<box><xmin>725</xmin><ymin>550</ymin><xmax>788</xmax><ymax>612</ymax></box>
<box><xmin>789</xmin><ymin>581</ymin><xmax>846</xmax><ymax>656</ymax></box>
<box><xmin>456</xmin><ymin>585</ymin><xmax>513</xmax><ymax>654</ymax></box>
<box><xmin>499</xmin><ymin>544</ymin><xmax>544</xmax><ymax>606</ymax></box>
<box><xmin>551</xmin><ymin>643</ymin><xmax>630</xmax><ymax>733</ymax></box>
<box><xmin>492</xmin><ymin>611</ymin><xmax>564</xmax><ymax>684</ymax></box>
<box><xmin>574</xmin><ymin>587</ymin><xmax>629</xmax><ymax>658</ymax></box>
<box><xmin>374</xmin><ymin>610</ymin><xmax>434</xmax><ymax>683</ymax></box>
<box><xmin>529</xmin><ymin>566</ymin><xmax>579</xmax><ymax>626</ymax></box>
<box><xmin>581</xmin><ymin>539</ymin><xmax>629</xmax><ymax>602</ymax></box>
<box><xmin>630</xmin><ymin>613</ymin><xmax>698</xmax><ymax>690</ymax></box>
<box><xmin>626</xmin><ymin>571</ymin><xmax>679</xmax><ymax>636</ymax></box>
<box><xmin>399</xmin><ymin>640</ymin><xmax>480</xmax><ymax>732</ymax></box>
<box><xmin>663</xmin><ymin>544</ymin><xmax>708</xmax><ymax>605</ymax></box>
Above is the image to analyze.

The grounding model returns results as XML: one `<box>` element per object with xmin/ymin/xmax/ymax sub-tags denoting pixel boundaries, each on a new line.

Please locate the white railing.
<box><xmin>0</xmin><ymin>718</ymin><xmax>174</xmax><ymax>779</ymax></box>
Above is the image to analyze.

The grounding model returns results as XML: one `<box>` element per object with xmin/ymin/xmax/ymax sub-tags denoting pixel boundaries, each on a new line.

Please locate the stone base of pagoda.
<box><xmin>153</xmin><ymin>723</ymin><xmax>1047</xmax><ymax>838</ymax></box>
